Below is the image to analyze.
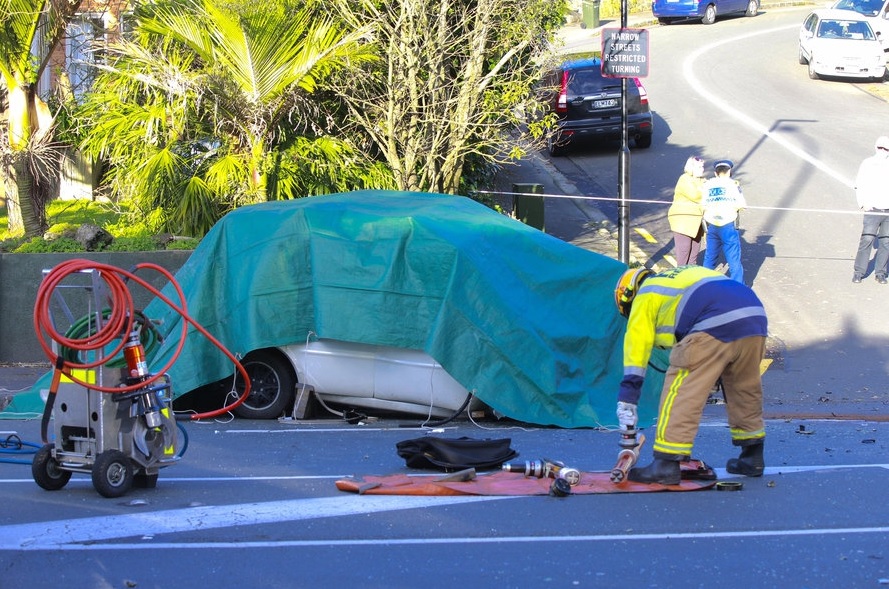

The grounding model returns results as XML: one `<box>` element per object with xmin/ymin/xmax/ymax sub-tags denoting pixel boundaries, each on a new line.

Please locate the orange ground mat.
<box><xmin>336</xmin><ymin>460</ymin><xmax>717</xmax><ymax>496</ymax></box>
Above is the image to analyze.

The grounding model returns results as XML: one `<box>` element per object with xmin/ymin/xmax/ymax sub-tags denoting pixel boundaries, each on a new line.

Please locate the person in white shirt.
<box><xmin>702</xmin><ymin>160</ymin><xmax>746</xmax><ymax>284</ymax></box>
<box><xmin>852</xmin><ymin>136</ymin><xmax>889</xmax><ymax>284</ymax></box>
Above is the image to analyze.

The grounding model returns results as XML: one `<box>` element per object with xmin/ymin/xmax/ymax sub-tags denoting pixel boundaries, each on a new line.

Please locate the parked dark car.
<box><xmin>542</xmin><ymin>57</ymin><xmax>653</xmax><ymax>156</ymax></box>
<box><xmin>653</xmin><ymin>0</ymin><xmax>759</xmax><ymax>25</ymax></box>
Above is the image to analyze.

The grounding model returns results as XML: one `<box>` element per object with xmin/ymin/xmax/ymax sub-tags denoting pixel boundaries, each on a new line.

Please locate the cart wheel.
<box><xmin>92</xmin><ymin>450</ymin><xmax>133</xmax><ymax>498</ymax></box>
<box><xmin>32</xmin><ymin>444</ymin><xmax>72</xmax><ymax>491</ymax></box>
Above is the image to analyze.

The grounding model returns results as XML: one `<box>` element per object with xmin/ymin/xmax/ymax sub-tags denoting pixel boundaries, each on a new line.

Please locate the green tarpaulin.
<box><xmin>5</xmin><ymin>190</ymin><xmax>664</xmax><ymax>428</ymax></box>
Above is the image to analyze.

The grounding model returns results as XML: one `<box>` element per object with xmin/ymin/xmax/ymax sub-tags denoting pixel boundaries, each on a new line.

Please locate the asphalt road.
<box><xmin>2</xmin><ymin>7</ymin><xmax>889</xmax><ymax>589</ymax></box>
<box><xmin>1</xmin><ymin>412</ymin><xmax>888</xmax><ymax>589</ymax></box>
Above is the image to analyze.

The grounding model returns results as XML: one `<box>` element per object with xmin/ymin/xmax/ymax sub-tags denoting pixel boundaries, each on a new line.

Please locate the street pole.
<box><xmin>617</xmin><ymin>0</ymin><xmax>630</xmax><ymax>265</ymax></box>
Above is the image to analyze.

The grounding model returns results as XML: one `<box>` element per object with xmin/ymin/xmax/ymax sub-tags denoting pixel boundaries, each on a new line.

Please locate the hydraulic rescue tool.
<box><xmin>610</xmin><ymin>428</ymin><xmax>646</xmax><ymax>484</ymax></box>
<box><xmin>30</xmin><ymin>259</ymin><xmax>250</xmax><ymax>498</ymax></box>
<box><xmin>502</xmin><ymin>458</ymin><xmax>582</xmax><ymax>487</ymax></box>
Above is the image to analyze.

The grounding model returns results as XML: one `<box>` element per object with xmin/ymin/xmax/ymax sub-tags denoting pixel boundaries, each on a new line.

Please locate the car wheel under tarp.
<box><xmin>233</xmin><ymin>349</ymin><xmax>296</xmax><ymax>419</ymax></box>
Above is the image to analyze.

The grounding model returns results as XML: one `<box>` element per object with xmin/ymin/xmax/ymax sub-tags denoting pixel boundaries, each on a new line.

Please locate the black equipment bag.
<box><xmin>396</xmin><ymin>436</ymin><xmax>518</xmax><ymax>471</ymax></box>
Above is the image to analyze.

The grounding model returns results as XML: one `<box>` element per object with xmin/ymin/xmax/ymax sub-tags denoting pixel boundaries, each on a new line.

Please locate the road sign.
<box><xmin>601</xmin><ymin>28</ymin><xmax>650</xmax><ymax>78</ymax></box>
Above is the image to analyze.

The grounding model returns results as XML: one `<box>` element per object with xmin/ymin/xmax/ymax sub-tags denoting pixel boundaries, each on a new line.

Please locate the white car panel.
<box><xmin>280</xmin><ymin>339</ymin><xmax>472</xmax><ymax>416</ymax></box>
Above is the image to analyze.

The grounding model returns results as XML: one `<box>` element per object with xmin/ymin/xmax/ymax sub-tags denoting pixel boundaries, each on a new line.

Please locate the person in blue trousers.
<box><xmin>702</xmin><ymin>160</ymin><xmax>746</xmax><ymax>284</ymax></box>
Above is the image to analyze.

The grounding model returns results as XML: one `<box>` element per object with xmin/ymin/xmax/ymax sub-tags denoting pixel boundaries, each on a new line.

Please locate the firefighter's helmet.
<box><xmin>614</xmin><ymin>268</ymin><xmax>652</xmax><ymax>318</ymax></box>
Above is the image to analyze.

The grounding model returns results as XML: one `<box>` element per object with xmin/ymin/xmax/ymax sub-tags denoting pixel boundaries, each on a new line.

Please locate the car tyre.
<box><xmin>807</xmin><ymin>57</ymin><xmax>819</xmax><ymax>80</ymax></box>
<box><xmin>657</xmin><ymin>17</ymin><xmax>672</xmax><ymax>25</ymax></box>
<box><xmin>798</xmin><ymin>45</ymin><xmax>807</xmax><ymax>65</ymax></box>
<box><xmin>635</xmin><ymin>134</ymin><xmax>653</xmax><ymax>149</ymax></box>
<box><xmin>233</xmin><ymin>348</ymin><xmax>296</xmax><ymax>419</ymax></box>
<box><xmin>745</xmin><ymin>0</ymin><xmax>758</xmax><ymax>17</ymax></box>
<box><xmin>701</xmin><ymin>4</ymin><xmax>717</xmax><ymax>24</ymax></box>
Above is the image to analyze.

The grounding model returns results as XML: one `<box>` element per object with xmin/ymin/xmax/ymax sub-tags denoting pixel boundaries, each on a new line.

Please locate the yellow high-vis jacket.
<box><xmin>618</xmin><ymin>266</ymin><xmax>767</xmax><ymax>405</ymax></box>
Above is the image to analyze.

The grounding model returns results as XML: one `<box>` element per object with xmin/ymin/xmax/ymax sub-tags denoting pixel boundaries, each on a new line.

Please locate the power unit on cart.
<box><xmin>31</xmin><ymin>267</ymin><xmax>182</xmax><ymax>498</ymax></box>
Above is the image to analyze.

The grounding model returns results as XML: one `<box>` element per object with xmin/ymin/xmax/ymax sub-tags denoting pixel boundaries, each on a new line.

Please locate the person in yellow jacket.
<box><xmin>667</xmin><ymin>156</ymin><xmax>706</xmax><ymax>265</ymax></box>
<box><xmin>613</xmin><ymin>265</ymin><xmax>768</xmax><ymax>485</ymax></box>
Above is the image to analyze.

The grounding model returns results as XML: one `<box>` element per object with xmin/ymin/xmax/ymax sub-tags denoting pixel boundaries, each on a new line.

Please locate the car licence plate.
<box><xmin>593</xmin><ymin>99</ymin><xmax>618</xmax><ymax>109</ymax></box>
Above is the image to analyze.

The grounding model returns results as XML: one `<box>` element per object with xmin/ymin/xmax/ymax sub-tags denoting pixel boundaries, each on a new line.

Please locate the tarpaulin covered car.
<box><xmin>6</xmin><ymin>190</ymin><xmax>665</xmax><ymax>428</ymax></box>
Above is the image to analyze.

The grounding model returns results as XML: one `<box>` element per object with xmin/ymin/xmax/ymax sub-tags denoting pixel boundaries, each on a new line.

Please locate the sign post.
<box><xmin>601</xmin><ymin>27</ymin><xmax>650</xmax><ymax>264</ymax></box>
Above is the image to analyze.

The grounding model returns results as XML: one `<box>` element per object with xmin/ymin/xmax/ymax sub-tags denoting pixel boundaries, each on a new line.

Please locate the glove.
<box><xmin>616</xmin><ymin>401</ymin><xmax>637</xmax><ymax>431</ymax></box>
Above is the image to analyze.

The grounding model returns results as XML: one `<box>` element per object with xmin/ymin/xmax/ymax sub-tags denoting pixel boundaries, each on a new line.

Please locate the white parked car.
<box><xmin>830</xmin><ymin>0</ymin><xmax>889</xmax><ymax>52</ymax></box>
<box><xmin>798</xmin><ymin>9</ymin><xmax>887</xmax><ymax>81</ymax></box>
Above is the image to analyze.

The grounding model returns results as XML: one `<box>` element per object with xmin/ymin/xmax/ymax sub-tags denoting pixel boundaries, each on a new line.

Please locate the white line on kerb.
<box><xmin>684</xmin><ymin>24</ymin><xmax>854</xmax><ymax>189</ymax></box>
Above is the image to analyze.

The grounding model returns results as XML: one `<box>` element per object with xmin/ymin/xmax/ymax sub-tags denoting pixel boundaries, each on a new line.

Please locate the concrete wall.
<box><xmin>0</xmin><ymin>251</ymin><xmax>191</xmax><ymax>363</ymax></box>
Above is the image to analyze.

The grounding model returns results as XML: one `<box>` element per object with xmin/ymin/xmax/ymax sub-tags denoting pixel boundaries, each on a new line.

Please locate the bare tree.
<box><xmin>331</xmin><ymin>0</ymin><xmax>566</xmax><ymax>194</ymax></box>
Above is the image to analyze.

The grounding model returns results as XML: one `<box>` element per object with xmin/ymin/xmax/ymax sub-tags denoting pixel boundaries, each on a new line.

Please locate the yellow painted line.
<box><xmin>664</xmin><ymin>254</ymin><xmax>678</xmax><ymax>268</ymax></box>
<box><xmin>760</xmin><ymin>358</ymin><xmax>773</xmax><ymax>375</ymax></box>
<box><xmin>633</xmin><ymin>227</ymin><xmax>657</xmax><ymax>243</ymax></box>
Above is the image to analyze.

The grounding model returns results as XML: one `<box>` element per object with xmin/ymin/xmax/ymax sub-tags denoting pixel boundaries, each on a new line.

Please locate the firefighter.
<box><xmin>613</xmin><ymin>265</ymin><xmax>768</xmax><ymax>485</ymax></box>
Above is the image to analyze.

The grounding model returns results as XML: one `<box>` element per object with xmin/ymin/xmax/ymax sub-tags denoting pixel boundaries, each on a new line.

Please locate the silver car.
<box><xmin>229</xmin><ymin>340</ymin><xmax>476</xmax><ymax>420</ymax></box>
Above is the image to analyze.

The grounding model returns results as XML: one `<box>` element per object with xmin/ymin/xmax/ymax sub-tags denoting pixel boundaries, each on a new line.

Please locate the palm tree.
<box><xmin>76</xmin><ymin>0</ymin><xmax>385</xmax><ymax>236</ymax></box>
<box><xmin>1</xmin><ymin>0</ymin><xmax>82</xmax><ymax>237</ymax></box>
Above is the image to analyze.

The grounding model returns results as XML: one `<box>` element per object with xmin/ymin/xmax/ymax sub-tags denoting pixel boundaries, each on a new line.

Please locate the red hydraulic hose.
<box><xmin>33</xmin><ymin>259</ymin><xmax>250</xmax><ymax>421</ymax></box>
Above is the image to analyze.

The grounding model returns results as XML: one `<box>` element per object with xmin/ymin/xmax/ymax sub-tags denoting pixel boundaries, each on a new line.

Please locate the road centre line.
<box><xmin>221</xmin><ymin>427</ymin><xmax>462</xmax><ymax>433</ymax></box>
<box><xmin>683</xmin><ymin>24</ymin><xmax>854</xmax><ymax>189</ymax></box>
<box><xmin>633</xmin><ymin>227</ymin><xmax>658</xmax><ymax>243</ymax></box>
<box><xmin>222</xmin><ymin>415</ymin><xmax>881</xmax><ymax>434</ymax></box>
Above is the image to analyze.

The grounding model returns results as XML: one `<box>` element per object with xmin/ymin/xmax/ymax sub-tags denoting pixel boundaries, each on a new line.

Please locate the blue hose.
<box><xmin>176</xmin><ymin>421</ymin><xmax>189</xmax><ymax>458</ymax></box>
<box><xmin>0</xmin><ymin>434</ymin><xmax>41</xmax><ymax>465</ymax></box>
<box><xmin>0</xmin><ymin>422</ymin><xmax>188</xmax><ymax>466</ymax></box>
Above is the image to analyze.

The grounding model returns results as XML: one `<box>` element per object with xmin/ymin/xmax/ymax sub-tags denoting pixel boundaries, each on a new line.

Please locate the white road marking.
<box><xmin>683</xmin><ymin>24</ymin><xmax>854</xmax><ymax>189</ymax></box>
<box><xmin>2</xmin><ymin>463</ymin><xmax>888</xmax><ymax>551</ymax></box>
<box><xmin>0</xmin><ymin>495</ymin><xmax>506</xmax><ymax>551</ymax></box>
<box><xmin>22</xmin><ymin>525</ymin><xmax>889</xmax><ymax>551</ymax></box>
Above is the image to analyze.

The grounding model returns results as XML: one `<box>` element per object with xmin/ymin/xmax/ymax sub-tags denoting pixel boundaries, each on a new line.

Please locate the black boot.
<box><xmin>726</xmin><ymin>442</ymin><xmax>764</xmax><ymax>477</ymax></box>
<box><xmin>628</xmin><ymin>458</ymin><xmax>681</xmax><ymax>485</ymax></box>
